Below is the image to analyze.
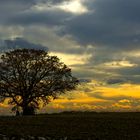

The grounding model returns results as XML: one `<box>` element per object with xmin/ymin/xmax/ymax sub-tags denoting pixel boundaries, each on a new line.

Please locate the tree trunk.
<box><xmin>22</xmin><ymin>106</ymin><xmax>35</xmax><ymax>116</ymax></box>
<box><xmin>22</xmin><ymin>96</ymin><xmax>35</xmax><ymax>116</ymax></box>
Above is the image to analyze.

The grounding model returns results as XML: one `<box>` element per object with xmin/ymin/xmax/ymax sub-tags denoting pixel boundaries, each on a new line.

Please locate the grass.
<box><xmin>0</xmin><ymin>112</ymin><xmax>140</xmax><ymax>139</ymax></box>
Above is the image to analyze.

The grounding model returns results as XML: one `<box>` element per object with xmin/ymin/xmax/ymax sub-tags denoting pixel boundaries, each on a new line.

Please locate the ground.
<box><xmin>0</xmin><ymin>112</ymin><xmax>140</xmax><ymax>140</ymax></box>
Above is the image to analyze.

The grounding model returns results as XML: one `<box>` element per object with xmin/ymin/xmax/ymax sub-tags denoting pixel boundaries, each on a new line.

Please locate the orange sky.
<box><xmin>38</xmin><ymin>82</ymin><xmax>140</xmax><ymax>113</ymax></box>
<box><xmin>1</xmin><ymin>79</ymin><xmax>140</xmax><ymax>115</ymax></box>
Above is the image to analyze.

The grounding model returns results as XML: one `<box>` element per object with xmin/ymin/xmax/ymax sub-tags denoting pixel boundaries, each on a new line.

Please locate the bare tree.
<box><xmin>0</xmin><ymin>49</ymin><xmax>78</xmax><ymax>115</ymax></box>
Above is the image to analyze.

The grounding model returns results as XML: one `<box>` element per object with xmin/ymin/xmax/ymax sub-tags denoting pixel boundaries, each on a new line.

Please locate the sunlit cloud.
<box><xmin>112</xmin><ymin>103</ymin><xmax>131</xmax><ymax>110</ymax></box>
<box><xmin>39</xmin><ymin>82</ymin><xmax>140</xmax><ymax>113</ymax></box>
<box><xmin>50</xmin><ymin>52</ymin><xmax>92</xmax><ymax>67</ymax></box>
<box><xmin>58</xmin><ymin>0</ymin><xmax>88</xmax><ymax>14</ymax></box>
<box><xmin>31</xmin><ymin>0</ymin><xmax>88</xmax><ymax>15</ymax></box>
<box><xmin>103</xmin><ymin>60</ymin><xmax>137</xmax><ymax>68</ymax></box>
<box><xmin>94</xmin><ymin>84</ymin><xmax>140</xmax><ymax>99</ymax></box>
<box><xmin>2</xmin><ymin>82</ymin><xmax>140</xmax><ymax>114</ymax></box>
<box><xmin>123</xmin><ymin>50</ymin><xmax>140</xmax><ymax>57</ymax></box>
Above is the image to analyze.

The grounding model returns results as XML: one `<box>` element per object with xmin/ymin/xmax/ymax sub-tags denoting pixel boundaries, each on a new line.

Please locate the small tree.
<box><xmin>0</xmin><ymin>49</ymin><xmax>78</xmax><ymax>115</ymax></box>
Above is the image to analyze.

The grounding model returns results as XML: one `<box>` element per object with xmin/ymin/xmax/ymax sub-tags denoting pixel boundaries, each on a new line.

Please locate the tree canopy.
<box><xmin>0</xmin><ymin>49</ymin><xmax>78</xmax><ymax>115</ymax></box>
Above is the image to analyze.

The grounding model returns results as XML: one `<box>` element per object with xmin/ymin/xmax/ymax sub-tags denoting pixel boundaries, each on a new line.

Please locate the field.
<box><xmin>0</xmin><ymin>112</ymin><xmax>140</xmax><ymax>140</ymax></box>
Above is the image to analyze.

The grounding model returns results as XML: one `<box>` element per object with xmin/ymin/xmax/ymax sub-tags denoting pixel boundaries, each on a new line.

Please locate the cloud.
<box><xmin>50</xmin><ymin>52</ymin><xmax>92</xmax><ymax>67</ymax></box>
<box><xmin>0</xmin><ymin>0</ymin><xmax>35</xmax><ymax>10</ymax></box>
<box><xmin>10</xmin><ymin>8</ymin><xmax>72</xmax><ymax>26</ymax></box>
<box><xmin>57</xmin><ymin>0</ymin><xmax>88</xmax><ymax>14</ymax></box>
<box><xmin>2</xmin><ymin>81</ymin><xmax>140</xmax><ymax>114</ymax></box>
<box><xmin>40</xmin><ymin>82</ymin><xmax>140</xmax><ymax>113</ymax></box>
<box><xmin>0</xmin><ymin>38</ymin><xmax>48</xmax><ymax>52</ymax></box>
<box><xmin>79</xmin><ymin>79</ymin><xmax>91</xmax><ymax>83</ymax></box>
<box><xmin>65</xmin><ymin>0</ymin><xmax>140</xmax><ymax>49</ymax></box>
<box><xmin>5</xmin><ymin>0</ymin><xmax>79</xmax><ymax>26</ymax></box>
<box><xmin>0</xmin><ymin>0</ymin><xmax>36</xmax><ymax>24</ymax></box>
<box><xmin>106</xmin><ymin>78</ymin><xmax>126</xmax><ymax>85</ymax></box>
<box><xmin>1</xmin><ymin>0</ymin><xmax>140</xmax><ymax>51</ymax></box>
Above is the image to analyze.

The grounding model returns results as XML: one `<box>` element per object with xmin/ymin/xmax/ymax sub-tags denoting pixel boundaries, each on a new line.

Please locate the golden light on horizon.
<box><xmin>96</xmin><ymin>83</ymin><xmax>140</xmax><ymax>98</ymax></box>
<box><xmin>1</xmin><ymin>82</ymin><xmax>140</xmax><ymax>114</ymax></box>
<box><xmin>40</xmin><ymin>83</ymin><xmax>140</xmax><ymax>113</ymax></box>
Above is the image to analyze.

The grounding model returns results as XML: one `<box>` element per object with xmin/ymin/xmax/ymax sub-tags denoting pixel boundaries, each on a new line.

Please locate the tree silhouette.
<box><xmin>0</xmin><ymin>49</ymin><xmax>78</xmax><ymax>115</ymax></box>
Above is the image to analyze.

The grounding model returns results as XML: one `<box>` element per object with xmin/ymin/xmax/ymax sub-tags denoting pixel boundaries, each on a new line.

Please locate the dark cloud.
<box><xmin>0</xmin><ymin>0</ymin><xmax>35</xmax><ymax>14</ymax></box>
<box><xmin>79</xmin><ymin>79</ymin><xmax>91</xmax><ymax>83</ymax></box>
<box><xmin>114</xmin><ymin>66</ymin><xmax>140</xmax><ymax>84</ymax></box>
<box><xmin>39</xmin><ymin>0</ymin><xmax>70</xmax><ymax>4</ymax></box>
<box><xmin>106</xmin><ymin>78</ymin><xmax>126</xmax><ymax>85</ymax></box>
<box><xmin>0</xmin><ymin>0</ymin><xmax>71</xmax><ymax>25</ymax></box>
<box><xmin>1</xmin><ymin>0</ymin><xmax>140</xmax><ymax>49</ymax></box>
<box><xmin>0</xmin><ymin>0</ymin><xmax>139</xmax><ymax>85</ymax></box>
<box><xmin>0</xmin><ymin>0</ymin><xmax>36</xmax><ymax>24</ymax></box>
<box><xmin>0</xmin><ymin>0</ymin><xmax>35</xmax><ymax>7</ymax></box>
<box><xmin>10</xmin><ymin>9</ymin><xmax>72</xmax><ymax>26</ymax></box>
<box><xmin>0</xmin><ymin>38</ymin><xmax>48</xmax><ymax>52</ymax></box>
<box><xmin>64</xmin><ymin>0</ymin><xmax>140</xmax><ymax>49</ymax></box>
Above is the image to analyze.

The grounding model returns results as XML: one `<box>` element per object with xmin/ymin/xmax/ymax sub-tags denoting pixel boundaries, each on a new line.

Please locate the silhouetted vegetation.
<box><xmin>0</xmin><ymin>49</ymin><xmax>78</xmax><ymax>115</ymax></box>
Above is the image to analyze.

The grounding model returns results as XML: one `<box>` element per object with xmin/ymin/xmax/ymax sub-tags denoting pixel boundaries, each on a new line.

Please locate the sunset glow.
<box><xmin>0</xmin><ymin>0</ymin><xmax>140</xmax><ymax>115</ymax></box>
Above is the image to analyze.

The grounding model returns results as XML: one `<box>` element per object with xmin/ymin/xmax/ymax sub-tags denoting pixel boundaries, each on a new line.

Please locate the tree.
<box><xmin>0</xmin><ymin>49</ymin><xmax>78</xmax><ymax>115</ymax></box>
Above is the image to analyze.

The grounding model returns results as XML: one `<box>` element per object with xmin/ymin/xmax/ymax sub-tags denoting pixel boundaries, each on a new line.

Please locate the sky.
<box><xmin>0</xmin><ymin>0</ymin><xmax>140</xmax><ymax>114</ymax></box>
